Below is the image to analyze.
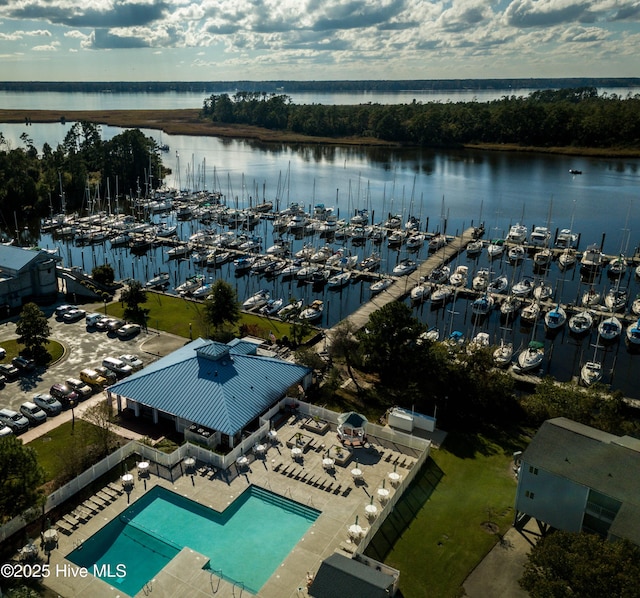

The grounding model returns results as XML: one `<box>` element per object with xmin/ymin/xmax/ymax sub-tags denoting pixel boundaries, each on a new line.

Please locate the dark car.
<box><xmin>49</xmin><ymin>384</ymin><xmax>78</xmax><ymax>409</ymax></box>
<box><xmin>117</xmin><ymin>324</ymin><xmax>141</xmax><ymax>340</ymax></box>
<box><xmin>96</xmin><ymin>317</ymin><xmax>116</xmax><ymax>332</ymax></box>
<box><xmin>12</xmin><ymin>356</ymin><xmax>36</xmax><ymax>374</ymax></box>
<box><xmin>0</xmin><ymin>363</ymin><xmax>20</xmax><ymax>381</ymax></box>
<box><xmin>107</xmin><ymin>319</ymin><xmax>125</xmax><ymax>333</ymax></box>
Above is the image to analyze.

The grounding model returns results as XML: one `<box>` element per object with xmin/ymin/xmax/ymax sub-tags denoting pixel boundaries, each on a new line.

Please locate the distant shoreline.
<box><xmin>1</xmin><ymin>108</ymin><xmax>639</xmax><ymax>157</ymax></box>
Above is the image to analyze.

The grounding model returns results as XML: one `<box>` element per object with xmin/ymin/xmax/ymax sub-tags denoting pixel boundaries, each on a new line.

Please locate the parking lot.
<box><xmin>0</xmin><ymin>302</ymin><xmax>186</xmax><ymax>436</ymax></box>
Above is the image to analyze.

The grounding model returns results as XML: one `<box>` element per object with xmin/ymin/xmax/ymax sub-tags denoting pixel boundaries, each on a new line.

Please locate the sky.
<box><xmin>0</xmin><ymin>0</ymin><xmax>639</xmax><ymax>81</ymax></box>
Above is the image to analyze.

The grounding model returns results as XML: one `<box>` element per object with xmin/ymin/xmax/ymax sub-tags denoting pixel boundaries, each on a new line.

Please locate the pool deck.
<box><xmin>38</xmin><ymin>418</ymin><xmax>429</xmax><ymax>598</ymax></box>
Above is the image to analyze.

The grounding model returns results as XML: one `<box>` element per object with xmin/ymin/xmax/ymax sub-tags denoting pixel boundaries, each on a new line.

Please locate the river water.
<box><xmin>1</xmin><ymin>91</ymin><xmax>639</xmax><ymax>398</ymax></box>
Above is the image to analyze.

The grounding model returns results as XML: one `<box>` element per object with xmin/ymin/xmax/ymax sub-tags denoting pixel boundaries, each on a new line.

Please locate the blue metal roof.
<box><xmin>109</xmin><ymin>338</ymin><xmax>310</xmax><ymax>436</ymax></box>
<box><xmin>0</xmin><ymin>246</ymin><xmax>52</xmax><ymax>273</ymax></box>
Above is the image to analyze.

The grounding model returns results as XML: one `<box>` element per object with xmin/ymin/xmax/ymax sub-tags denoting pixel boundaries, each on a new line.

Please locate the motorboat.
<box><xmin>516</xmin><ymin>341</ymin><xmax>545</xmax><ymax>372</ymax></box>
<box><xmin>521</xmin><ymin>302</ymin><xmax>541</xmax><ymax>324</ymax></box>
<box><xmin>310</xmin><ymin>245</ymin><xmax>333</xmax><ymax>263</ymax></box>
<box><xmin>428</xmin><ymin>233</ymin><xmax>447</xmax><ymax>251</ymax></box>
<box><xmin>544</xmin><ymin>304</ymin><xmax>567</xmax><ymax>330</ymax></box>
<box><xmin>471</xmin><ymin>294</ymin><xmax>494</xmax><ymax>316</ymax></box>
<box><xmin>493</xmin><ymin>340</ymin><xmax>514</xmax><ymax>367</ymax></box>
<box><xmin>310</xmin><ymin>269</ymin><xmax>331</xmax><ymax>285</ymax></box>
<box><xmin>145</xmin><ymin>272</ymin><xmax>170</xmax><ymax>289</ymax></box>
<box><xmin>604</xmin><ymin>287</ymin><xmax>627</xmax><ymax>312</ymax></box>
<box><xmin>428</xmin><ymin>265</ymin><xmax>450</xmax><ymax>284</ymax></box>
<box><xmin>626</xmin><ymin>319</ymin><xmax>640</xmax><ymax>346</ymax></box>
<box><xmin>568</xmin><ymin>310</ymin><xmax>593</xmax><ymax>336</ymax></box>
<box><xmin>384</xmin><ymin>214</ymin><xmax>403</xmax><ymax>229</ymax></box>
<box><xmin>393</xmin><ymin>259</ymin><xmax>417</xmax><ymax>276</ymax></box>
<box><xmin>360</xmin><ymin>253</ymin><xmax>381</xmax><ymax>271</ymax></box>
<box><xmin>327</xmin><ymin>271</ymin><xmax>352</xmax><ymax>289</ymax></box>
<box><xmin>580</xmin><ymin>244</ymin><xmax>604</xmax><ymax>273</ymax></box>
<box><xmin>406</xmin><ymin>233</ymin><xmax>426</xmax><ymax>250</ymax></box>
<box><xmin>370</xmin><ymin>277</ymin><xmax>394</xmax><ymax>294</ymax></box>
<box><xmin>176</xmin><ymin>275</ymin><xmax>204</xmax><ymax>295</ymax></box>
<box><xmin>558</xmin><ymin>248</ymin><xmax>577</xmax><ymax>269</ymax></box>
<box><xmin>266</xmin><ymin>241</ymin><xmax>288</xmax><ymax>256</ymax></box>
<box><xmin>233</xmin><ymin>255</ymin><xmax>257</xmax><ymax>273</ymax></box>
<box><xmin>410</xmin><ymin>281</ymin><xmax>431</xmax><ymax>303</ymax></box>
<box><xmin>263</xmin><ymin>260</ymin><xmax>287</xmax><ymax>277</ymax></box>
<box><xmin>449</xmin><ymin>265</ymin><xmax>469</xmax><ymax>287</ymax></box>
<box><xmin>472</xmin><ymin>268</ymin><xmax>490</xmax><ymax>291</ymax></box>
<box><xmin>299</xmin><ymin>300</ymin><xmax>324</xmax><ymax>322</ymax></box>
<box><xmin>555</xmin><ymin>228</ymin><xmax>578</xmax><ymax>249</ymax></box>
<box><xmin>581</xmin><ymin>287</ymin><xmax>601</xmax><ymax>308</ymax></box>
<box><xmin>296</xmin><ymin>264</ymin><xmax>320</xmax><ymax>281</ymax></box>
<box><xmin>405</xmin><ymin>215</ymin><xmax>421</xmax><ymax>231</ymax></box>
<box><xmin>581</xmin><ymin>361</ymin><xmax>603</xmax><ymax>387</ymax></box>
<box><xmin>598</xmin><ymin>315</ymin><xmax>622</xmax><ymax>342</ymax></box>
<box><xmin>512</xmin><ymin>277</ymin><xmax>534</xmax><ymax>297</ymax></box>
<box><xmin>508</xmin><ymin>245</ymin><xmax>525</xmax><ymax>263</ymax></box>
<box><xmin>259</xmin><ymin>298</ymin><xmax>285</xmax><ymax>316</ymax></box>
<box><xmin>350</xmin><ymin>209</ymin><xmax>369</xmax><ymax>226</ymax></box>
<box><xmin>466</xmin><ymin>239</ymin><xmax>483</xmax><ymax>257</ymax></box>
<box><xmin>506</xmin><ymin>223</ymin><xmax>528</xmax><ymax>244</ymax></box>
<box><xmin>387</xmin><ymin>230</ymin><xmax>406</xmax><ymax>247</ymax></box>
<box><xmin>468</xmin><ymin>332</ymin><xmax>490</xmax><ymax>353</ymax></box>
<box><xmin>529</xmin><ymin>226</ymin><xmax>551</xmax><ymax>247</ymax></box>
<box><xmin>281</xmin><ymin>260</ymin><xmax>304</xmax><ymax>278</ymax></box>
<box><xmin>242</xmin><ymin>289</ymin><xmax>270</xmax><ymax>310</ymax></box>
<box><xmin>486</xmin><ymin>239</ymin><xmax>505</xmax><ymax>259</ymax></box>
<box><xmin>533</xmin><ymin>248</ymin><xmax>552</xmax><ymax>268</ymax></box>
<box><xmin>607</xmin><ymin>255</ymin><xmax>627</xmax><ymax>278</ymax></box>
<box><xmin>166</xmin><ymin>244</ymin><xmax>190</xmax><ymax>259</ymax></box>
<box><xmin>487</xmin><ymin>275</ymin><xmax>509</xmax><ymax>295</ymax></box>
<box><xmin>277</xmin><ymin>299</ymin><xmax>303</xmax><ymax>320</ymax></box>
<box><xmin>533</xmin><ymin>281</ymin><xmax>553</xmax><ymax>301</ymax></box>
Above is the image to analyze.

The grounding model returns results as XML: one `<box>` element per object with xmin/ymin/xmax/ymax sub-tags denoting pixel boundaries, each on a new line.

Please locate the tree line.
<box><xmin>0</xmin><ymin>122</ymin><xmax>166</xmax><ymax>220</ymax></box>
<box><xmin>200</xmin><ymin>87</ymin><xmax>640</xmax><ymax>149</ymax></box>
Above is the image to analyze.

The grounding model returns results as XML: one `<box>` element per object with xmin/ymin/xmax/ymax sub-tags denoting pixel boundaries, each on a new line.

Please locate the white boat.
<box><xmin>568</xmin><ymin>310</ymin><xmax>593</xmax><ymax>335</ymax></box>
<box><xmin>472</xmin><ymin>269</ymin><xmax>490</xmax><ymax>291</ymax></box>
<box><xmin>608</xmin><ymin>255</ymin><xmax>627</xmax><ymax>278</ymax></box>
<box><xmin>471</xmin><ymin>294</ymin><xmax>494</xmax><ymax>316</ymax></box>
<box><xmin>233</xmin><ymin>255</ymin><xmax>257</xmax><ymax>273</ymax></box>
<box><xmin>508</xmin><ymin>245</ymin><xmax>525</xmax><ymax>262</ymax></box>
<box><xmin>581</xmin><ymin>361</ymin><xmax>603</xmax><ymax>387</ymax></box>
<box><xmin>529</xmin><ymin>226</ymin><xmax>551</xmax><ymax>247</ymax></box>
<box><xmin>176</xmin><ymin>275</ymin><xmax>205</xmax><ymax>295</ymax></box>
<box><xmin>558</xmin><ymin>248</ymin><xmax>577</xmax><ymax>269</ymax></box>
<box><xmin>466</xmin><ymin>239</ymin><xmax>483</xmax><ymax>257</ymax></box>
<box><xmin>242</xmin><ymin>289</ymin><xmax>270</xmax><ymax>310</ymax></box>
<box><xmin>500</xmin><ymin>295</ymin><xmax>523</xmax><ymax>318</ymax></box>
<box><xmin>370</xmin><ymin>277</ymin><xmax>394</xmax><ymax>294</ymax></box>
<box><xmin>296</xmin><ymin>264</ymin><xmax>319</xmax><ymax>281</ymax></box>
<box><xmin>493</xmin><ymin>340</ymin><xmax>514</xmax><ymax>367</ymax></box>
<box><xmin>429</xmin><ymin>265</ymin><xmax>450</xmax><ymax>284</ymax></box>
<box><xmin>281</xmin><ymin>260</ymin><xmax>304</xmax><ymax>278</ymax></box>
<box><xmin>266</xmin><ymin>241</ymin><xmax>288</xmax><ymax>256</ymax></box>
<box><xmin>512</xmin><ymin>277</ymin><xmax>534</xmax><ymax>297</ymax></box>
<box><xmin>521</xmin><ymin>302</ymin><xmax>541</xmax><ymax>324</ymax></box>
<box><xmin>428</xmin><ymin>233</ymin><xmax>447</xmax><ymax>251</ymax></box>
<box><xmin>604</xmin><ymin>287</ymin><xmax>627</xmax><ymax>312</ymax></box>
<box><xmin>145</xmin><ymin>272</ymin><xmax>170</xmax><ymax>289</ymax></box>
<box><xmin>325</xmin><ymin>250</ymin><xmax>345</xmax><ymax>267</ymax></box>
<box><xmin>544</xmin><ymin>304</ymin><xmax>567</xmax><ymax>330</ymax></box>
<box><xmin>449</xmin><ymin>265</ymin><xmax>469</xmax><ymax>287</ymax></box>
<box><xmin>277</xmin><ymin>299</ymin><xmax>303</xmax><ymax>320</ymax></box>
<box><xmin>393</xmin><ymin>259</ymin><xmax>417</xmax><ymax>276</ymax></box>
<box><xmin>626</xmin><ymin>319</ymin><xmax>640</xmax><ymax>346</ymax></box>
<box><xmin>406</xmin><ymin>233</ymin><xmax>426</xmax><ymax>249</ymax></box>
<box><xmin>581</xmin><ymin>287</ymin><xmax>601</xmax><ymax>307</ymax></box>
<box><xmin>192</xmin><ymin>284</ymin><xmax>213</xmax><ymax>299</ymax></box>
<box><xmin>431</xmin><ymin>285</ymin><xmax>453</xmax><ymax>305</ymax></box>
<box><xmin>387</xmin><ymin>230</ymin><xmax>406</xmax><ymax>247</ymax></box>
<box><xmin>327</xmin><ymin>271</ymin><xmax>352</xmax><ymax>288</ymax></box>
<box><xmin>580</xmin><ymin>243</ymin><xmax>604</xmax><ymax>273</ymax></box>
<box><xmin>598</xmin><ymin>315</ymin><xmax>622</xmax><ymax>342</ymax></box>
<box><xmin>310</xmin><ymin>245</ymin><xmax>333</xmax><ymax>263</ymax></box>
<box><xmin>360</xmin><ymin>253</ymin><xmax>381</xmax><ymax>271</ymax></box>
<box><xmin>259</xmin><ymin>298</ymin><xmax>285</xmax><ymax>316</ymax></box>
<box><xmin>384</xmin><ymin>214</ymin><xmax>402</xmax><ymax>229</ymax></box>
<box><xmin>488</xmin><ymin>275</ymin><xmax>509</xmax><ymax>295</ymax></box>
<box><xmin>632</xmin><ymin>295</ymin><xmax>640</xmax><ymax>316</ymax></box>
<box><xmin>156</xmin><ymin>224</ymin><xmax>177</xmax><ymax>238</ymax></box>
<box><xmin>299</xmin><ymin>300</ymin><xmax>324</xmax><ymax>322</ymax></box>
<box><xmin>486</xmin><ymin>239</ymin><xmax>505</xmax><ymax>258</ymax></box>
<box><xmin>533</xmin><ymin>248</ymin><xmax>552</xmax><ymax>268</ymax></box>
<box><xmin>555</xmin><ymin>228</ymin><xmax>578</xmax><ymax>249</ymax></box>
<box><xmin>287</xmin><ymin>213</ymin><xmax>308</xmax><ymax>231</ymax></box>
<box><xmin>506</xmin><ymin>223</ymin><xmax>528</xmax><ymax>244</ymax></box>
<box><xmin>468</xmin><ymin>332</ymin><xmax>490</xmax><ymax>352</ymax></box>
<box><xmin>166</xmin><ymin>244</ymin><xmax>190</xmax><ymax>259</ymax></box>
<box><xmin>516</xmin><ymin>341</ymin><xmax>545</xmax><ymax>372</ymax></box>
<box><xmin>533</xmin><ymin>281</ymin><xmax>553</xmax><ymax>301</ymax></box>
<box><xmin>311</xmin><ymin>268</ymin><xmax>331</xmax><ymax>285</ymax></box>
<box><xmin>410</xmin><ymin>281</ymin><xmax>431</xmax><ymax>303</ymax></box>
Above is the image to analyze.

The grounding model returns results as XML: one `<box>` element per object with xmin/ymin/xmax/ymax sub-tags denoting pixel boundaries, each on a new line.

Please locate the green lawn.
<box><xmin>365</xmin><ymin>431</ymin><xmax>528</xmax><ymax>598</ymax></box>
<box><xmin>0</xmin><ymin>338</ymin><xmax>64</xmax><ymax>365</ymax></box>
<box><xmin>105</xmin><ymin>292</ymin><xmax>311</xmax><ymax>342</ymax></box>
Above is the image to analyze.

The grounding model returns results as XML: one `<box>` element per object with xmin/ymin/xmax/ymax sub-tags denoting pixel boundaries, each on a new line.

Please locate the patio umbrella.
<box><xmin>355</xmin><ymin>515</ymin><xmax>359</xmax><ymax>526</ymax></box>
<box><xmin>369</xmin><ymin>495</ymin><xmax>374</xmax><ymax>505</ymax></box>
<box><xmin>382</xmin><ymin>479</ymin><xmax>386</xmax><ymax>489</ymax></box>
<box><xmin>394</xmin><ymin>463</ymin><xmax>397</xmax><ymax>473</ymax></box>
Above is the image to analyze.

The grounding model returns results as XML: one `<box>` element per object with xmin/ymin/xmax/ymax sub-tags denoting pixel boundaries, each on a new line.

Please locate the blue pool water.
<box><xmin>67</xmin><ymin>486</ymin><xmax>319</xmax><ymax>596</ymax></box>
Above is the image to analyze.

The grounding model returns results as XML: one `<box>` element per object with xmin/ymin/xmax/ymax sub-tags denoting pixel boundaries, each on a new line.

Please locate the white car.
<box><xmin>120</xmin><ymin>354</ymin><xmax>143</xmax><ymax>372</ymax></box>
<box><xmin>19</xmin><ymin>401</ymin><xmax>47</xmax><ymax>425</ymax></box>
<box><xmin>33</xmin><ymin>393</ymin><xmax>62</xmax><ymax>416</ymax></box>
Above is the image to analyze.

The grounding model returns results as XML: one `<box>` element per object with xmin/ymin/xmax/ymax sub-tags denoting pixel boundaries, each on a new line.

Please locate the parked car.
<box><xmin>0</xmin><ymin>425</ymin><xmax>12</xmax><ymax>437</ymax></box>
<box><xmin>0</xmin><ymin>408</ymin><xmax>30</xmax><ymax>433</ymax></box>
<box><xmin>33</xmin><ymin>392</ymin><xmax>62</xmax><ymax>416</ymax></box>
<box><xmin>80</xmin><ymin>368</ymin><xmax>107</xmax><ymax>388</ymax></box>
<box><xmin>119</xmin><ymin>354</ymin><xmax>143</xmax><ymax>371</ymax></box>
<box><xmin>62</xmin><ymin>308</ymin><xmax>87</xmax><ymax>323</ymax></box>
<box><xmin>0</xmin><ymin>363</ymin><xmax>20</xmax><ymax>381</ymax></box>
<box><xmin>19</xmin><ymin>401</ymin><xmax>47</xmax><ymax>425</ymax></box>
<box><xmin>85</xmin><ymin>312</ymin><xmax>105</xmax><ymax>327</ymax></box>
<box><xmin>94</xmin><ymin>365</ymin><xmax>117</xmax><ymax>385</ymax></box>
<box><xmin>0</xmin><ymin>374</ymin><xmax>5</xmax><ymax>388</ymax></box>
<box><xmin>107</xmin><ymin>319</ymin><xmax>125</xmax><ymax>333</ymax></box>
<box><xmin>102</xmin><ymin>357</ymin><xmax>133</xmax><ymax>378</ymax></box>
<box><xmin>0</xmin><ymin>347</ymin><xmax>5</xmax><ymax>359</ymax></box>
<box><xmin>117</xmin><ymin>323</ymin><xmax>141</xmax><ymax>340</ymax></box>
<box><xmin>96</xmin><ymin>317</ymin><xmax>116</xmax><ymax>332</ymax></box>
<box><xmin>49</xmin><ymin>384</ymin><xmax>78</xmax><ymax>409</ymax></box>
<box><xmin>12</xmin><ymin>355</ymin><xmax>36</xmax><ymax>373</ymax></box>
<box><xmin>65</xmin><ymin>377</ymin><xmax>93</xmax><ymax>400</ymax></box>
<box><xmin>55</xmin><ymin>304</ymin><xmax>76</xmax><ymax>318</ymax></box>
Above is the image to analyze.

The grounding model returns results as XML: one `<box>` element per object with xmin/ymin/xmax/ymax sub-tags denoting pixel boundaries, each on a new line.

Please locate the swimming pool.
<box><xmin>67</xmin><ymin>485</ymin><xmax>320</xmax><ymax>596</ymax></box>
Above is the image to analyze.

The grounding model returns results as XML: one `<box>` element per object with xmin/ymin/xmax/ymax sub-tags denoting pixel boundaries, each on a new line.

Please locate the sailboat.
<box><xmin>544</xmin><ymin>304</ymin><xmax>567</xmax><ymax>331</ymax></box>
<box><xmin>568</xmin><ymin>310</ymin><xmax>593</xmax><ymax>336</ymax></box>
<box><xmin>626</xmin><ymin>319</ymin><xmax>640</xmax><ymax>347</ymax></box>
<box><xmin>581</xmin><ymin>340</ymin><xmax>603</xmax><ymax>387</ymax></box>
<box><xmin>493</xmin><ymin>338</ymin><xmax>514</xmax><ymax>368</ymax></box>
<box><xmin>516</xmin><ymin>340</ymin><xmax>545</xmax><ymax>372</ymax></box>
<box><xmin>598</xmin><ymin>315</ymin><xmax>622</xmax><ymax>342</ymax></box>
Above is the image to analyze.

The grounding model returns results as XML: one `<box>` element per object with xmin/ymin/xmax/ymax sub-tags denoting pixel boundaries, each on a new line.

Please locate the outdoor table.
<box><xmin>121</xmin><ymin>473</ymin><xmax>134</xmax><ymax>487</ymax></box>
<box><xmin>365</xmin><ymin>504</ymin><xmax>378</xmax><ymax>519</ymax></box>
<box><xmin>268</xmin><ymin>429</ymin><xmax>278</xmax><ymax>443</ymax></box>
<box><xmin>254</xmin><ymin>444</ymin><xmax>266</xmax><ymax>456</ymax></box>
<box><xmin>351</xmin><ymin>467</ymin><xmax>363</xmax><ymax>480</ymax></box>
<box><xmin>322</xmin><ymin>457</ymin><xmax>334</xmax><ymax>470</ymax></box>
<box><xmin>236</xmin><ymin>455</ymin><xmax>249</xmax><ymax>469</ymax></box>
<box><xmin>183</xmin><ymin>457</ymin><xmax>196</xmax><ymax>468</ymax></box>
<box><xmin>291</xmin><ymin>447</ymin><xmax>303</xmax><ymax>460</ymax></box>
<box><xmin>138</xmin><ymin>461</ymin><xmax>150</xmax><ymax>472</ymax></box>
<box><xmin>388</xmin><ymin>471</ymin><xmax>401</xmax><ymax>485</ymax></box>
<box><xmin>348</xmin><ymin>524</ymin><xmax>364</xmax><ymax>539</ymax></box>
<box><xmin>377</xmin><ymin>487</ymin><xmax>390</xmax><ymax>501</ymax></box>
<box><xmin>43</xmin><ymin>529</ymin><xmax>58</xmax><ymax>543</ymax></box>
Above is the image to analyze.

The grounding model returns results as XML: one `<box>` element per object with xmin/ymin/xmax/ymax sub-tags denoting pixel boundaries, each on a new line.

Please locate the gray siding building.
<box><xmin>515</xmin><ymin>418</ymin><xmax>640</xmax><ymax>545</ymax></box>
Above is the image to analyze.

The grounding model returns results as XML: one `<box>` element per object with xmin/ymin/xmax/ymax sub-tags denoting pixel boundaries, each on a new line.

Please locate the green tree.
<box><xmin>203</xmin><ymin>279</ymin><xmax>240</xmax><ymax>336</ymax></box>
<box><xmin>15</xmin><ymin>302</ymin><xmax>50</xmax><ymax>361</ymax></box>
<box><xmin>520</xmin><ymin>531</ymin><xmax>640</xmax><ymax>598</ymax></box>
<box><xmin>120</xmin><ymin>280</ymin><xmax>149</xmax><ymax>327</ymax></box>
<box><xmin>92</xmin><ymin>264</ymin><xmax>115</xmax><ymax>285</ymax></box>
<box><xmin>82</xmin><ymin>400</ymin><xmax>117</xmax><ymax>457</ymax></box>
<box><xmin>328</xmin><ymin>321</ymin><xmax>363</xmax><ymax>395</ymax></box>
<box><xmin>0</xmin><ymin>436</ymin><xmax>45</xmax><ymax>521</ymax></box>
